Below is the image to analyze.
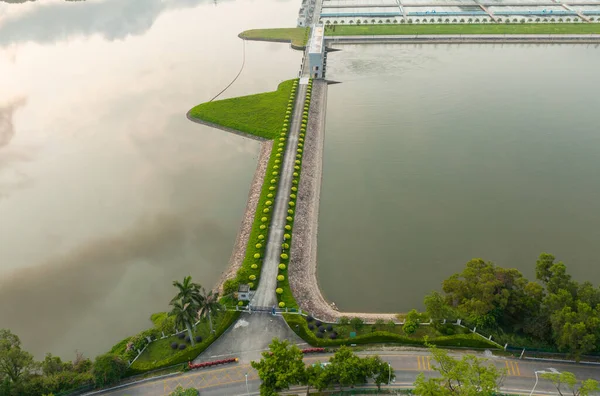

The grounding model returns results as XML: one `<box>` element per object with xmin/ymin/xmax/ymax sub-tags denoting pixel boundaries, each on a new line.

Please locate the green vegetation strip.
<box><xmin>128</xmin><ymin>311</ymin><xmax>240</xmax><ymax>374</ymax></box>
<box><xmin>326</xmin><ymin>23</ymin><xmax>600</xmax><ymax>36</ymax></box>
<box><xmin>214</xmin><ymin>79</ymin><xmax>299</xmax><ymax>298</ymax></box>
<box><xmin>276</xmin><ymin>80</ymin><xmax>313</xmax><ymax>310</ymax></box>
<box><xmin>284</xmin><ymin>314</ymin><xmax>498</xmax><ymax>349</ymax></box>
<box><xmin>188</xmin><ymin>79</ymin><xmax>295</xmax><ymax>140</ymax></box>
<box><xmin>239</xmin><ymin>28</ymin><xmax>310</xmax><ymax>48</ymax></box>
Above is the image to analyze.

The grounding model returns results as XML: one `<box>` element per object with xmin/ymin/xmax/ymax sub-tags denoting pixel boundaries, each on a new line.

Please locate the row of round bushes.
<box><xmin>222</xmin><ymin>79</ymin><xmax>299</xmax><ymax>298</ymax></box>
<box><xmin>306</xmin><ymin>315</ymin><xmax>338</xmax><ymax>339</ymax></box>
<box><xmin>323</xmin><ymin>17</ymin><xmax>593</xmax><ymax>24</ymax></box>
<box><xmin>247</xmin><ymin>79</ymin><xmax>300</xmax><ymax>290</ymax></box>
<box><xmin>276</xmin><ymin>79</ymin><xmax>313</xmax><ymax>309</ymax></box>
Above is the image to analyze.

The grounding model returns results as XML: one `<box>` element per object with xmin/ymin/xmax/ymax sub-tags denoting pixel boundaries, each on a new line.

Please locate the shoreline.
<box><xmin>186</xmin><ymin>111</ymin><xmax>272</xmax><ymax>295</ymax></box>
<box><xmin>289</xmin><ymin>81</ymin><xmax>398</xmax><ymax>323</ymax></box>
<box><xmin>214</xmin><ymin>140</ymin><xmax>272</xmax><ymax>295</ymax></box>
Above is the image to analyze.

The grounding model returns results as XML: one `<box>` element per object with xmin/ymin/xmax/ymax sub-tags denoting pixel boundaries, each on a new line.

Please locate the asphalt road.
<box><xmin>99</xmin><ymin>350</ymin><xmax>600</xmax><ymax>396</ymax></box>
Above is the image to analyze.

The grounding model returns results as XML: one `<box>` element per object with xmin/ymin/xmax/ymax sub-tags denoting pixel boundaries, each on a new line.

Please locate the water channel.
<box><xmin>319</xmin><ymin>44</ymin><xmax>600</xmax><ymax>313</ymax></box>
<box><xmin>0</xmin><ymin>0</ymin><xmax>300</xmax><ymax>359</ymax></box>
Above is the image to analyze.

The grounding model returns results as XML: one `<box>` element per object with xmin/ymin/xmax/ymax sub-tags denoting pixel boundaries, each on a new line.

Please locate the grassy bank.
<box><xmin>128</xmin><ymin>311</ymin><xmax>240</xmax><ymax>374</ymax></box>
<box><xmin>239</xmin><ymin>28</ymin><xmax>310</xmax><ymax>48</ymax></box>
<box><xmin>284</xmin><ymin>314</ymin><xmax>498</xmax><ymax>349</ymax></box>
<box><xmin>325</xmin><ymin>23</ymin><xmax>600</xmax><ymax>36</ymax></box>
<box><xmin>188</xmin><ymin>79</ymin><xmax>295</xmax><ymax>140</ymax></box>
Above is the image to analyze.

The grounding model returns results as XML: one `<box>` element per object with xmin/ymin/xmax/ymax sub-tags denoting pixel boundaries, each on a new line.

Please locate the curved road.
<box><xmin>97</xmin><ymin>350</ymin><xmax>600</xmax><ymax>395</ymax></box>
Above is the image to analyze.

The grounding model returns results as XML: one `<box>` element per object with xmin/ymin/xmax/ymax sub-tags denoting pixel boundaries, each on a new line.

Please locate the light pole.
<box><xmin>245</xmin><ymin>373</ymin><xmax>249</xmax><ymax>395</ymax></box>
<box><xmin>529</xmin><ymin>368</ymin><xmax>560</xmax><ymax>396</ymax></box>
<box><xmin>388</xmin><ymin>362</ymin><xmax>392</xmax><ymax>385</ymax></box>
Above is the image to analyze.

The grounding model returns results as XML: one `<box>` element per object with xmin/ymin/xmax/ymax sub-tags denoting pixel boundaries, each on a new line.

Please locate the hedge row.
<box><xmin>276</xmin><ymin>80</ymin><xmax>313</xmax><ymax>309</ymax></box>
<box><xmin>223</xmin><ymin>78</ymin><xmax>300</xmax><ymax>297</ymax></box>
<box><xmin>127</xmin><ymin>311</ymin><xmax>241</xmax><ymax>374</ymax></box>
<box><xmin>283</xmin><ymin>314</ymin><xmax>498</xmax><ymax>349</ymax></box>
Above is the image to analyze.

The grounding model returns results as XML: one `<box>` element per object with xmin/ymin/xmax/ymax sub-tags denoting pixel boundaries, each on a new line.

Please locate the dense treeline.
<box><xmin>425</xmin><ymin>253</ymin><xmax>600</xmax><ymax>359</ymax></box>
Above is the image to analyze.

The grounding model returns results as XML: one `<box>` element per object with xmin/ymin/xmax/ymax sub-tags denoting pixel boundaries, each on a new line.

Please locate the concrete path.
<box><xmin>192</xmin><ymin>313</ymin><xmax>305</xmax><ymax>365</ymax></box>
<box><xmin>250</xmin><ymin>83</ymin><xmax>308</xmax><ymax>308</ymax></box>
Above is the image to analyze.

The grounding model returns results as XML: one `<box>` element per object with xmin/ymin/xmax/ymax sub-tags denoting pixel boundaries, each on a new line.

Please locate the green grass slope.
<box><xmin>188</xmin><ymin>79</ymin><xmax>295</xmax><ymax>140</ymax></box>
<box><xmin>239</xmin><ymin>28</ymin><xmax>310</xmax><ymax>48</ymax></box>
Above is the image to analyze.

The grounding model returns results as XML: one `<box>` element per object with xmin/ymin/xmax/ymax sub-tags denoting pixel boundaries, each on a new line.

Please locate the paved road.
<box><xmin>100</xmin><ymin>350</ymin><xmax>600</xmax><ymax>395</ymax></box>
<box><xmin>250</xmin><ymin>83</ymin><xmax>308</xmax><ymax>308</ymax></box>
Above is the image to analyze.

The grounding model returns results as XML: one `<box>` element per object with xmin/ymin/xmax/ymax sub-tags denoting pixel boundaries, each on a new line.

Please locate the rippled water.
<box><xmin>0</xmin><ymin>0</ymin><xmax>300</xmax><ymax>358</ymax></box>
<box><xmin>319</xmin><ymin>44</ymin><xmax>600</xmax><ymax>313</ymax></box>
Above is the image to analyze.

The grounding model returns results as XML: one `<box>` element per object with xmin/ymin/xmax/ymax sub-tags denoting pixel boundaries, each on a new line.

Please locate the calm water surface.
<box><xmin>0</xmin><ymin>0</ymin><xmax>300</xmax><ymax>358</ymax></box>
<box><xmin>319</xmin><ymin>44</ymin><xmax>600</xmax><ymax>313</ymax></box>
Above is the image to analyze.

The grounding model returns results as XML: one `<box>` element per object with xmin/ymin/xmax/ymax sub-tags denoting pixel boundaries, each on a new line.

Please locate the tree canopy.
<box><xmin>413</xmin><ymin>346</ymin><xmax>504</xmax><ymax>395</ymax></box>
<box><xmin>251</xmin><ymin>338</ymin><xmax>306</xmax><ymax>395</ymax></box>
<box><xmin>431</xmin><ymin>253</ymin><xmax>600</xmax><ymax>359</ymax></box>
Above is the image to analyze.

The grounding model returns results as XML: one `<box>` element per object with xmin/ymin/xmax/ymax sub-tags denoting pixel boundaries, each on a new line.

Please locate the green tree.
<box><xmin>251</xmin><ymin>338</ymin><xmax>306</xmax><ymax>395</ymax></box>
<box><xmin>41</xmin><ymin>353</ymin><xmax>70</xmax><ymax>376</ymax></box>
<box><xmin>540</xmin><ymin>371</ymin><xmax>600</xmax><ymax>396</ymax></box>
<box><xmin>441</xmin><ymin>258</ymin><xmax>534</xmax><ymax>328</ymax></box>
<box><xmin>91</xmin><ymin>354</ymin><xmax>127</xmax><ymax>387</ymax></box>
<box><xmin>169</xmin><ymin>300</ymin><xmax>197</xmax><ymax>346</ymax></box>
<box><xmin>349</xmin><ymin>317</ymin><xmax>364</xmax><ymax>331</ymax></box>
<box><xmin>327</xmin><ymin>346</ymin><xmax>368</xmax><ymax>391</ymax></box>
<box><xmin>424</xmin><ymin>291</ymin><xmax>454</xmax><ymax>322</ymax></box>
<box><xmin>197</xmin><ymin>287</ymin><xmax>222</xmax><ymax>334</ymax></box>
<box><xmin>413</xmin><ymin>346</ymin><xmax>504</xmax><ymax>395</ymax></box>
<box><xmin>0</xmin><ymin>329</ymin><xmax>35</xmax><ymax>387</ymax></box>
<box><xmin>364</xmin><ymin>356</ymin><xmax>395</xmax><ymax>390</ymax></box>
<box><xmin>171</xmin><ymin>276</ymin><xmax>204</xmax><ymax>307</ymax></box>
<box><xmin>304</xmin><ymin>362</ymin><xmax>333</xmax><ymax>393</ymax></box>
<box><xmin>403</xmin><ymin>309</ymin><xmax>421</xmax><ymax>335</ymax></box>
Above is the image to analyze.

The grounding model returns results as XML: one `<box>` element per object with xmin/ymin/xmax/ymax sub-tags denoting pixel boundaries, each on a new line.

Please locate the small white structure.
<box><xmin>308</xmin><ymin>25</ymin><xmax>325</xmax><ymax>79</ymax></box>
<box><xmin>238</xmin><ymin>284</ymin><xmax>251</xmax><ymax>301</ymax></box>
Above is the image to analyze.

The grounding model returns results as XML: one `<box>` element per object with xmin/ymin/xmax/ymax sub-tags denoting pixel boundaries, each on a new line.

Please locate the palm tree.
<box><xmin>171</xmin><ymin>276</ymin><xmax>203</xmax><ymax>307</ymax></box>
<box><xmin>169</xmin><ymin>300</ymin><xmax>196</xmax><ymax>346</ymax></box>
<box><xmin>198</xmin><ymin>288</ymin><xmax>223</xmax><ymax>334</ymax></box>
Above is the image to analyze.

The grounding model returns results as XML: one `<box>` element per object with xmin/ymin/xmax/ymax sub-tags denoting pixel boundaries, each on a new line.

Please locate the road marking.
<box><xmin>505</xmin><ymin>360</ymin><xmax>520</xmax><ymax>376</ymax></box>
<box><xmin>417</xmin><ymin>356</ymin><xmax>431</xmax><ymax>371</ymax></box>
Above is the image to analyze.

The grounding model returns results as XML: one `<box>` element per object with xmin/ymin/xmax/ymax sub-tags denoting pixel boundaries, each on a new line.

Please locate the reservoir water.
<box><xmin>319</xmin><ymin>44</ymin><xmax>600</xmax><ymax>313</ymax></box>
<box><xmin>0</xmin><ymin>0</ymin><xmax>300</xmax><ymax>359</ymax></box>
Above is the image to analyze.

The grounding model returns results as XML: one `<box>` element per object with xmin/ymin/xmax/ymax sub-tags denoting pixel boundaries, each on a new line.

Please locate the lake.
<box><xmin>0</xmin><ymin>0</ymin><xmax>300</xmax><ymax>359</ymax></box>
<box><xmin>318</xmin><ymin>43</ymin><xmax>600</xmax><ymax>313</ymax></box>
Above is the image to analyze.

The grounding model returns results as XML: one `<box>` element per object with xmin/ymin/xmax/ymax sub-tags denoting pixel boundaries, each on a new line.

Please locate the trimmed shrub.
<box><xmin>289</xmin><ymin>201</ymin><xmax>295</xmax><ymax>207</ymax></box>
<box><xmin>261</xmin><ymin>217</ymin><xmax>267</xmax><ymax>223</ymax></box>
<box><xmin>316</xmin><ymin>332</ymin><xmax>324</xmax><ymax>338</ymax></box>
<box><xmin>284</xmin><ymin>234</ymin><xmax>291</xmax><ymax>240</ymax></box>
<box><xmin>253</xmin><ymin>253</ymin><xmax>260</xmax><ymax>259</ymax></box>
<box><xmin>263</xmin><ymin>208</ymin><xmax>270</xmax><ymax>213</ymax></box>
<box><xmin>276</xmin><ymin>288</ymin><xmax>283</xmax><ymax>294</ymax></box>
<box><xmin>279</xmin><ymin>264</ymin><xmax>286</xmax><ymax>270</ymax></box>
<box><xmin>195</xmin><ymin>336</ymin><xmax>202</xmax><ymax>343</ymax></box>
<box><xmin>171</xmin><ymin>342</ymin><xmax>178</xmax><ymax>349</ymax></box>
<box><xmin>179</xmin><ymin>344</ymin><xmax>187</xmax><ymax>350</ymax></box>
<box><xmin>281</xmin><ymin>253</ymin><xmax>289</xmax><ymax>260</ymax></box>
<box><xmin>279</xmin><ymin>302</ymin><xmax>285</xmax><ymax>308</ymax></box>
<box><xmin>286</xmin><ymin>216</ymin><xmax>293</xmax><ymax>222</ymax></box>
<box><xmin>326</xmin><ymin>325</ymin><xmax>333</xmax><ymax>331</ymax></box>
<box><xmin>291</xmin><ymin>187</ymin><xmax>298</xmax><ymax>192</ymax></box>
<box><xmin>315</xmin><ymin>320</ymin><xmax>322</xmax><ymax>327</ymax></box>
<box><xmin>258</xmin><ymin>234</ymin><xmax>265</xmax><ymax>240</ymax></box>
<box><xmin>255</xmin><ymin>243</ymin><xmax>262</xmax><ymax>249</ymax></box>
<box><xmin>288</xmin><ymin>209</ymin><xmax>294</xmax><ymax>214</ymax></box>
<box><xmin>306</xmin><ymin>316</ymin><xmax>314</xmax><ymax>322</ymax></box>
<box><xmin>318</xmin><ymin>326</ymin><xmax>325</xmax><ymax>333</ymax></box>
<box><xmin>260</xmin><ymin>224</ymin><xmax>266</xmax><ymax>230</ymax></box>
<box><xmin>285</xmin><ymin>225</ymin><xmax>292</xmax><ymax>231</ymax></box>
<box><xmin>185</xmin><ymin>336</ymin><xmax>191</xmax><ymax>343</ymax></box>
<box><xmin>330</xmin><ymin>332</ymin><xmax>338</xmax><ymax>339</ymax></box>
<box><xmin>277</xmin><ymin>275</ymin><xmax>285</xmax><ymax>281</ymax></box>
<box><xmin>251</xmin><ymin>264</ymin><xmax>258</xmax><ymax>269</ymax></box>
<box><xmin>265</xmin><ymin>200</ymin><xmax>272</xmax><ymax>206</ymax></box>
<box><xmin>178</xmin><ymin>333</ymin><xmax>185</xmax><ymax>340</ymax></box>
<box><xmin>249</xmin><ymin>275</ymin><xmax>256</xmax><ymax>281</ymax></box>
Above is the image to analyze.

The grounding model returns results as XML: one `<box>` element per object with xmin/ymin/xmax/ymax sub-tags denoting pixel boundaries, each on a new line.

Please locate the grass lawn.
<box><xmin>239</xmin><ymin>28</ymin><xmax>310</xmax><ymax>48</ymax></box>
<box><xmin>188</xmin><ymin>79</ymin><xmax>295</xmax><ymax>140</ymax></box>
<box><xmin>129</xmin><ymin>311</ymin><xmax>240</xmax><ymax>373</ymax></box>
<box><xmin>326</xmin><ymin>23</ymin><xmax>600</xmax><ymax>36</ymax></box>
